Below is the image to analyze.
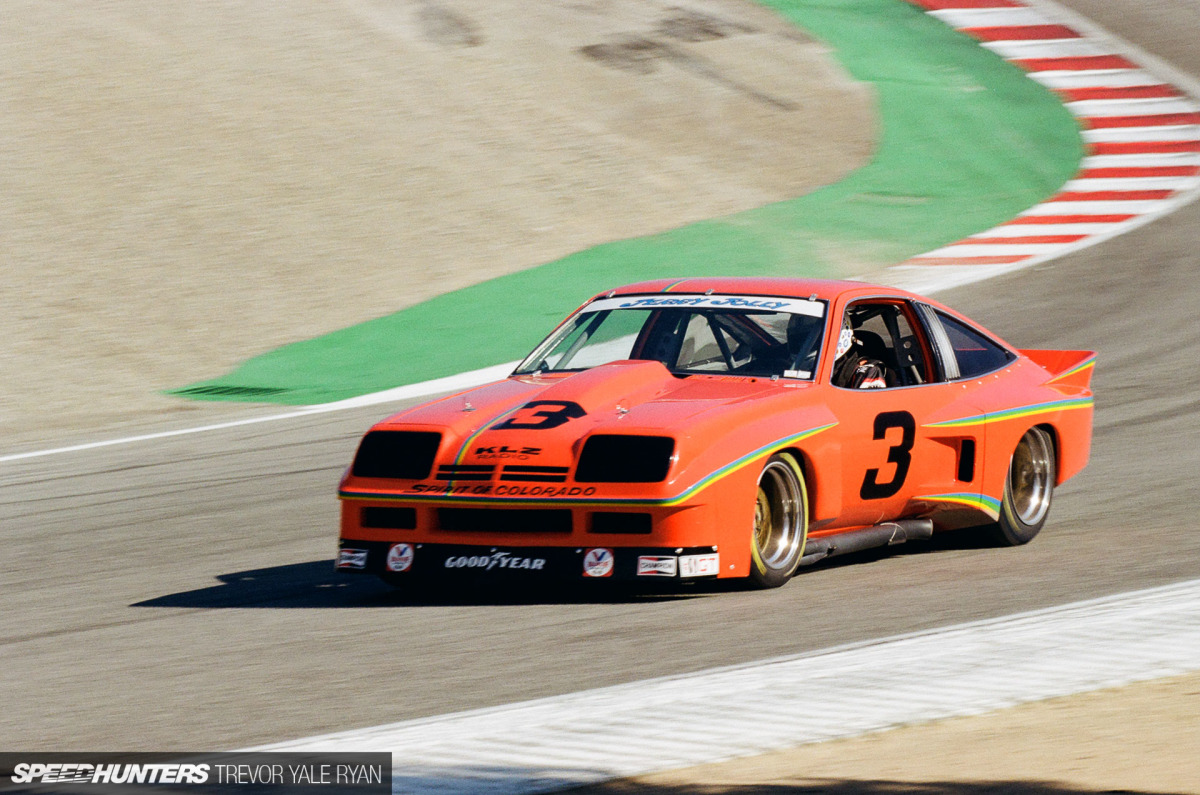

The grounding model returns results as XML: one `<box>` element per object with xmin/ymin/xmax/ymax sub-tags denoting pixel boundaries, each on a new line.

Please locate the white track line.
<box><xmin>5</xmin><ymin>0</ymin><xmax>1200</xmax><ymax>467</ymax></box>
<box><xmin>1030</xmin><ymin>69</ymin><xmax>1165</xmax><ymax>89</ymax></box>
<box><xmin>0</xmin><ymin>362</ymin><xmax>518</xmax><ymax>464</ymax></box>
<box><xmin>1016</xmin><ymin>198</ymin><xmax>1169</xmax><ymax>214</ymax></box>
<box><xmin>984</xmin><ymin>40</ymin><xmax>1112</xmax><ymax>59</ymax></box>
<box><xmin>928</xmin><ymin>7</ymin><xmax>1049</xmax><ymax>26</ymax></box>
<box><xmin>1063</xmin><ymin>176</ymin><xmax>1200</xmax><ymax>190</ymax></box>
<box><xmin>1083</xmin><ymin>153</ymin><xmax>1200</xmax><ymax>167</ymax></box>
<box><xmin>966</xmin><ymin>222</ymin><xmax>1120</xmax><ymax>235</ymax></box>
<box><xmin>1069</xmin><ymin>98</ymin><xmax>1200</xmax><ymax>115</ymax></box>
<box><xmin>251</xmin><ymin>579</ymin><xmax>1200</xmax><ymax>795</ymax></box>
<box><xmin>919</xmin><ymin>242</ymin><xmax>1073</xmax><ymax>257</ymax></box>
<box><xmin>1083</xmin><ymin>124</ymin><xmax>1200</xmax><ymax>142</ymax></box>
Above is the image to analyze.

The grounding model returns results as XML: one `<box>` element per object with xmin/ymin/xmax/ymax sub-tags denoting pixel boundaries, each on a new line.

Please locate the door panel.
<box><xmin>831</xmin><ymin>385</ymin><xmax>980</xmax><ymax>526</ymax></box>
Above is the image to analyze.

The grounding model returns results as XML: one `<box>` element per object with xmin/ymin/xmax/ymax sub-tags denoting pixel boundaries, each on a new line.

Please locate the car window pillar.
<box><xmin>914</xmin><ymin>302</ymin><xmax>960</xmax><ymax>381</ymax></box>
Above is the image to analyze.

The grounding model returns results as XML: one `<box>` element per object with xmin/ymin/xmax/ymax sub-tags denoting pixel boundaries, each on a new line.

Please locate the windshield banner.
<box><xmin>584</xmin><ymin>294</ymin><xmax>825</xmax><ymax>317</ymax></box>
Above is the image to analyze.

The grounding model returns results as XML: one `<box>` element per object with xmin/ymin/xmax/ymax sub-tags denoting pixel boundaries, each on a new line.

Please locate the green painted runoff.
<box><xmin>175</xmin><ymin>0</ymin><xmax>1082</xmax><ymax>405</ymax></box>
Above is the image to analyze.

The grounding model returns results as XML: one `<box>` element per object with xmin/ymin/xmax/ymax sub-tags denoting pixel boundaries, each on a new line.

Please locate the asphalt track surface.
<box><xmin>3</xmin><ymin>0</ymin><xmax>1200</xmax><ymax>753</ymax></box>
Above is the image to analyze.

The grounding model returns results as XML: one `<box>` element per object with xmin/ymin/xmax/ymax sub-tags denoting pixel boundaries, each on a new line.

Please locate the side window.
<box><xmin>835</xmin><ymin>302</ymin><xmax>930</xmax><ymax>388</ymax></box>
<box><xmin>936</xmin><ymin>311</ymin><xmax>1015</xmax><ymax>379</ymax></box>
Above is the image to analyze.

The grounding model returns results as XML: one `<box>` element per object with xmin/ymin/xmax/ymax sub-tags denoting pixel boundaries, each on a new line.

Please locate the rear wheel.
<box><xmin>989</xmin><ymin>426</ymin><xmax>1055</xmax><ymax>546</ymax></box>
<box><xmin>750</xmin><ymin>452</ymin><xmax>808</xmax><ymax>588</ymax></box>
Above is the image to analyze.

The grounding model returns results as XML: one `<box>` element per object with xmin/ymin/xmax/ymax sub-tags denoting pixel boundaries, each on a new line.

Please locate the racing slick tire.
<box><xmin>750</xmin><ymin>452</ymin><xmax>809</xmax><ymax>589</ymax></box>
<box><xmin>989</xmin><ymin>426</ymin><xmax>1056</xmax><ymax>546</ymax></box>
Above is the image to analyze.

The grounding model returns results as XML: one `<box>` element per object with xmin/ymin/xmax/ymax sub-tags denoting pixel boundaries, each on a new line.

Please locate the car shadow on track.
<box><xmin>132</xmin><ymin>528</ymin><xmax>999</xmax><ymax>609</ymax></box>
<box><xmin>131</xmin><ymin>560</ymin><xmax>720</xmax><ymax>609</ymax></box>
<box><xmin>786</xmin><ymin>524</ymin><xmax>1005</xmax><ymax>576</ymax></box>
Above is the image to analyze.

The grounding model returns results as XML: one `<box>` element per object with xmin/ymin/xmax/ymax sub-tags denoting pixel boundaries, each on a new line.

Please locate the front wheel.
<box><xmin>750</xmin><ymin>452</ymin><xmax>809</xmax><ymax>588</ymax></box>
<box><xmin>989</xmin><ymin>426</ymin><xmax>1056</xmax><ymax>546</ymax></box>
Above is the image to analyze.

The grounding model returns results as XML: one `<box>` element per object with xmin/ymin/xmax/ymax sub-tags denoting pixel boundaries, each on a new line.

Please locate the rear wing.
<box><xmin>1019</xmin><ymin>349</ymin><xmax>1096</xmax><ymax>390</ymax></box>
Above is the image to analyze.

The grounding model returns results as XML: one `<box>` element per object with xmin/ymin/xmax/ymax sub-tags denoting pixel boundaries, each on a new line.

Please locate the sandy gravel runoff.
<box><xmin>575</xmin><ymin>671</ymin><xmax>1200</xmax><ymax>794</ymax></box>
<box><xmin>0</xmin><ymin>0</ymin><xmax>872</xmax><ymax>446</ymax></box>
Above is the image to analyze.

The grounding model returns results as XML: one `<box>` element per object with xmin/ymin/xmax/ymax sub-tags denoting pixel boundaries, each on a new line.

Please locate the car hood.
<box><xmin>375</xmin><ymin>360</ymin><xmax>815</xmax><ymax>462</ymax></box>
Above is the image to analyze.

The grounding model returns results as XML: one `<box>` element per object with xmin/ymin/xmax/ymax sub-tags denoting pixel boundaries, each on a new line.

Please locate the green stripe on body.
<box><xmin>919</xmin><ymin>492</ymin><xmax>1001</xmax><ymax>518</ymax></box>
<box><xmin>925</xmin><ymin>398</ymin><xmax>1094</xmax><ymax>429</ymax></box>
<box><xmin>1049</xmin><ymin>357</ymin><xmax>1096</xmax><ymax>383</ymax></box>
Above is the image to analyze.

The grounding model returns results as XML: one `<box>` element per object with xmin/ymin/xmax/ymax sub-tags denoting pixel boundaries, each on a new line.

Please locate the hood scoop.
<box><xmin>535</xmin><ymin>360</ymin><xmax>675</xmax><ymax>414</ymax></box>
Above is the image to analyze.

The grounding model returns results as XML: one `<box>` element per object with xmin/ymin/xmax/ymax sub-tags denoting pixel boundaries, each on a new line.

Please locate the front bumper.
<box><xmin>336</xmin><ymin>540</ymin><xmax>722</xmax><ymax>582</ymax></box>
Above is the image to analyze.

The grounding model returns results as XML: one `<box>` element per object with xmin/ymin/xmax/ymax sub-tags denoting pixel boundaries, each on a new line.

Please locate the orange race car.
<box><xmin>336</xmin><ymin>277</ymin><xmax>1094</xmax><ymax>588</ymax></box>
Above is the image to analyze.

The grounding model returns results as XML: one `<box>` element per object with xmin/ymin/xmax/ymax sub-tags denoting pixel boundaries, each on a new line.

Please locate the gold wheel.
<box><xmin>750</xmin><ymin>452</ymin><xmax>808</xmax><ymax>588</ymax></box>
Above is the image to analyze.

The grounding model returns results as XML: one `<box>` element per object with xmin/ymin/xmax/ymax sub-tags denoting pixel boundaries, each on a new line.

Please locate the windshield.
<box><xmin>514</xmin><ymin>294</ymin><xmax>827</xmax><ymax>379</ymax></box>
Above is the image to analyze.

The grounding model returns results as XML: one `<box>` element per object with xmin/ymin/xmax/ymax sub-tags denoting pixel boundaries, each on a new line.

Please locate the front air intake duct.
<box><xmin>575</xmin><ymin>435</ymin><xmax>675</xmax><ymax>483</ymax></box>
<box><xmin>351</xmin><ymin>431</ymin><xmax>441</xmax><ymax>480</ymax></box>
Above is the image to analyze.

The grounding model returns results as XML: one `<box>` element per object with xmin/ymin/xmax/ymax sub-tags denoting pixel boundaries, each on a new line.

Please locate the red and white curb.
<box><xmin>891</xmin><ymin>0</ymin><xmax>1200</xmax><ymax>293</ymax></box>
<box><xmin>254</xmin><ymin>579</ymin><xmax>1200</xmax><ymax>794</ymax></box>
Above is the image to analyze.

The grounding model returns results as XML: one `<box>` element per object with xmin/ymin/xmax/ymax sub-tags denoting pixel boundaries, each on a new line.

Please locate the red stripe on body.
<box><xmin>1015</xmin><ymin>55</ymin><xmax>1137</xmax><ymax>72</ymax></box>
<box><xmin>1057</xmin><ymin>85</ymin><xmax>1179</xmax><ymax>102</ymax></box>
<box><xmin>1051</xmin><ymin>189</ymin><xmax>1174</xmax><ymax>201</ymax></box>
<box><xmin>956</xmin><ymin>235</ymin><xmax>1088</xmax><ymax>245</ymax></box>
<box><xmin>1088</xmin><ymin>141</ymin><xmax>1200</xmax><ymax>155</ymax></box>
<box><xmin>1078</xmin><ymin>166</ymin><xmax>1200</xmax><ymax>179</ymax></box>
<box><xmin>1082</xmin><ymin>113</ymin><xmax>1200</xmax><ymax>129</ymax></box>
<box><xmin>1005</xmin><ymin>214</ymin><xmax>1135</xmax><ymax>224</ymax></box>
<box><xmin>962</xmin><ymin>25</ymin><xmax>1080</xmax><ymax>41</ymax></box>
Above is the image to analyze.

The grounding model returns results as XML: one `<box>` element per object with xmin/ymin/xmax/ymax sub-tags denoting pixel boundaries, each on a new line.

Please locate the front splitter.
<box><xmin>336</xmin><ymin>540</ymin><xmax>722</xmax><ymax>582</ymax></box>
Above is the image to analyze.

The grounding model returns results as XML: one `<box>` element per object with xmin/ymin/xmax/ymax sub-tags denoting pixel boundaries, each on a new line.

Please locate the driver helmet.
<box><xmin>835</xmin><ymin>316</ymin><xmax>856</xmax><ymax>362</ymax></box>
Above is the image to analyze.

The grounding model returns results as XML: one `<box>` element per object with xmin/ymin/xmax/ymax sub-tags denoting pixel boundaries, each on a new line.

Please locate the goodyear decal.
<box><xmin>340</xmin><ymin>423</ymin><xmax>837</xmax><ymax>508</ymax></box>
<box><xmin>924</xmin><ymin>397</ymin><xmax>1093</xmax><ymax>430</ymax></box>
<box><xmin>919</xmin><ymin>492</ymin><xmax>1001</xmax><ymax>520</ymax></box>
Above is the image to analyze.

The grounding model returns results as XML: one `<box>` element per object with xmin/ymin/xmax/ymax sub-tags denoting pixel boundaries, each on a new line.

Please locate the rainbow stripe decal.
<box><xmin>918</xmin><ymin>492</ymin><xmax>1002</xmax><ymax>520</ymax></box>
<box><xmin>924</xmin><ymin>397</ymin><xmax>1093</xmax><ymax>430</ymax></box>
<box><xmin>660</xmin><ymin>279</ymin><xmax>689</xmax><ymax>293</ymax></box>
<box><xmin>1048</xmin><ymin>356</ymin><xmax>1096</xmax><ymax>384</ymax></box>
<box><xmin>450</xmin><ymin>404</ymin><xmax>523</xmax><ymax>467</ymax></box>
<box><xmin>340</xmin><ymin>422</ymin><xmax>837</xmax><ymax>508</ymax></box>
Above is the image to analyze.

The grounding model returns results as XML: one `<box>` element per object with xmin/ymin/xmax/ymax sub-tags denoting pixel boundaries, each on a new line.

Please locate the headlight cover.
<box><xmin>575</xmin><ymin>435</ymin><xmax>675</xmax><ymax>483</ymax></box>
<box><xmin>351</xmin><ymin>430</ymin><xmax>442</xmax><ymax>480</ymax></box>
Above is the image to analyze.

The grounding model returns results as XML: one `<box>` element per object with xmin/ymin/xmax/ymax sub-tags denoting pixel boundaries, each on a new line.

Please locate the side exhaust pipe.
<box><xmin>799</xmin><ymin>519</ymin><xmax>934</xmax><ymax>566</ymax></box>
